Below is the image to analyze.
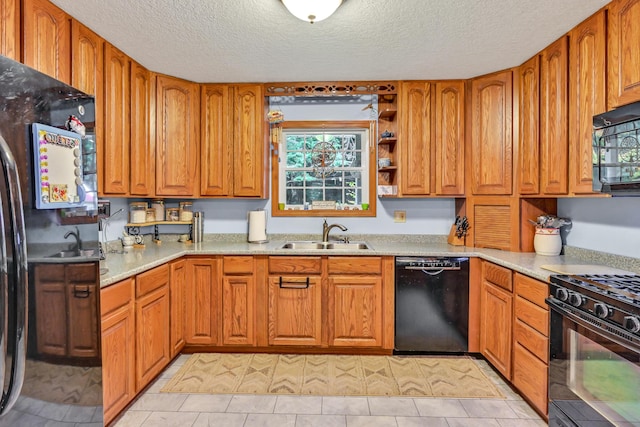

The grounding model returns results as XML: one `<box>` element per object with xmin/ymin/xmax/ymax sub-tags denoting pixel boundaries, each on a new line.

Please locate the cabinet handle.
<box><xmin>279</xmin><ymin>277</ymin><xmax>310</xmax><ymax>289</ymax></box>
<box><xmin>73</xmin><ymin>286</ymin><xmax>91</xmax><ymax>299</ymax></box>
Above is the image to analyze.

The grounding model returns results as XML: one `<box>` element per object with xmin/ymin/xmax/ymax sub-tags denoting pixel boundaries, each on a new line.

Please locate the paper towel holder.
<box><xmin>247</xmin><ymin>209</ymin><xmax>268</xmax><ymax>243</ymax></box>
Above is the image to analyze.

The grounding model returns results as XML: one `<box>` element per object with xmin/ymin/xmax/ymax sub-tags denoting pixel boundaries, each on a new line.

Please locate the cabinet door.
<box><xmin>0</xmin><ymin>0</ymin><xmax>20</xmax><ymax>60</ymax></box>
<box><xmin>540</xmin><ymin>36</ymin><xmax>569</xmax><ymax>195</ymax></box>
<box><xmin>268</xmin><ymin>275</ymin><xmax>322</xmax><ymax>346</ymax></box>
<box><xmin>608</xmin><ymin>0</ymin><xmax>640</xmax><ymax>108</ymax></box>
<box><xmin>569</xmin><ymin>11</ymin><xmax>606</xmax><ymax>195</ymax></box>
<box><xmin>130</xmin><ymin>62</ymin><xmax>155</xmax><ymax>195</ymax></box>
<box><xmin>434</xmin><ymin>81</ymin><xmax>465</xmax><ymax>195</ymax></box>
<box><xmin>71</xmin><ymin>21</ymin><xmax>104</xmax><ymax>192</ymax></box>
<box><xmin>22</xmin><ymin>0</ymin><xmax>71</xmax><ymax>84</ymax></box>
<box><xmin>222</xmin><ymin>275</ymin><xmax>256</xmax><ymax>346</ymax></box>
<box><xmin>232</xmin><ymin>84</ymin><xmax>267</xmax><ymax>197</ymax></box>
<box><xmin>328</xmin><ymin>276</ymin><xmax>383</xmax><ymax>347</ymax></box>
<box><xmin>34</xmin><ymin>264</ymin><xmax>67</xmax><ymax>356</ymax></box>
<box><xmin>156</xmin><ymin>75</ymin><xmax>200</xmax><ymax>196</ymax></box>
<box><xmin>101</xmin><ymin>278</ymin><xmax>135</xmax><ymax>426</ymax></box>
<box><xmin>480</xmin><ymin>281</ymin><xmax>513</xmax><ymax>379</ymax></box>
<box><xmin>67</xmin><ymin>263</ymin><xmax>99</xmax><ymax>358</ymax></box>
<box><xmin>517</xmin><ymin>55</ymin><xmax>540</xmax><ymax>195</ymax></box>
<box><xmin>470</xmin><ymin>71</ymin><xmax>513</xmax><ymax>195</ymax></box>
<box><xmin>185</xmin><ymin>258</ymin><xmax>218</xmax><ymax>345</ymax></box>
<box><xmin>103</xmin><ymin>43</ymin><xmax>130</xmax><ymax>195</ymax></box>
<box><xmin>513</xmin><ymin>342</ymin><xmax>548</xmax><ymax>415</ymax></box>
<box><xmin>136</xmin><ymin>284</ymin><xmax>170</xmax><ymax>392</ymax></box>
<box><xmin>200</xmin><ymin>84</ymin><xmax>232</xmax><ymax>196</ymax></box>
<box><xmin>169</xmin><ymin>259</ymin><xmax>186</xmax><ymax>358</ymax></box>
<box><xmin>399</xmin><ymin>81</ymin><xmax>432</xmax><ymax>195</ymax></box>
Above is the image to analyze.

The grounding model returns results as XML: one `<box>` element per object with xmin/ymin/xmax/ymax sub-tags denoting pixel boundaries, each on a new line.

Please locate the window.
<box><xmin>272</xmin><ymin>121</ymin><xmax>376</xmax><ymax>217</ymax></box>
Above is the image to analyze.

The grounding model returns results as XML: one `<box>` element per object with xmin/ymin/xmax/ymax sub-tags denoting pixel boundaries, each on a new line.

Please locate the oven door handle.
<box><xmin>547</xmin><ymin>297</ymin><xmax>640</xmax><ymax>354</ymax></box>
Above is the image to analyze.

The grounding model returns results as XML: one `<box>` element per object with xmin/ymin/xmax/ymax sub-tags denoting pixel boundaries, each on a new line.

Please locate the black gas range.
<box><xmin>549</xmin><ymin>274</ymin><xmax>640</xmax><ymax>337</ymax></box>
<box><xmin>547</xmin><ymin>274</ymin><xmax>640</xmax><ymax>427</ymax></box>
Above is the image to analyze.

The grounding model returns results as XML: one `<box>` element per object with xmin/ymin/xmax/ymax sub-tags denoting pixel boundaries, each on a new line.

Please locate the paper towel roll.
<box><xmin>248</xmin><ymin>209</ymin><xmax>268</xmax><ymax>243</ymax></box>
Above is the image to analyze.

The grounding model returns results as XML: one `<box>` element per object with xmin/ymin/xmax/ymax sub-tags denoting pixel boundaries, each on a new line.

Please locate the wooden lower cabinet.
<box><xmin>169</xmin><ymin>259</ymin><xmax>186</xmax><ymax>357</ymax></box>
<box><xmin>479</xmin><ymin>261</ymin><xmax>513</xmax><ymax>379</ymax></box>
<box><xmin>185</xmin><ymin>257</ymin><xmax>219</xmax><ymax>345</ymax></box>
<box><xmin>512</xmin><ymin>273</ymin><xmax>550</xmax><ymax>416</ymax></box>
<box><xmin>268</xmin><ymin>275</ymin><xmax>322</xmax><ymax>346</ymax></box>
<box><xmin>222</xmin><ymin>256</ymin><xmax>256</xmax><ymax>346</ymax></box>
<box><xmin>34</xmin><ymin>262</ymin><xmax>99</xmax><ymax>359</ymax></box>
<box><xmin>101</xmin><ymin>278</ymin><xmax>135</xmax><ymax>426</ymax></box>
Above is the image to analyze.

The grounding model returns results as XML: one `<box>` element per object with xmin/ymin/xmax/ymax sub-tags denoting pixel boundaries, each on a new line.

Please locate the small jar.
<box><xmin>166</xmin><ymin>207</ymin><xmax>180</xmax><ymax>221</ymax></box>
<box><xmin>179</xmin><ymin>201</ymin><xmax>193</xmax><ymax>222</ymax></box>
<box><xmin>145</xmin><ymin>208</ymin><xmax>155</xmax><ymax>223</ymax></box>
<box><xmin>151</xmin><ymin>199</ymin><xmax>165</xmax><ymax>222</ymax></box>
<box><xmin>129</xmin><ymin>202</ymin><xmax>147</xmax><ymax>224</ymax></box>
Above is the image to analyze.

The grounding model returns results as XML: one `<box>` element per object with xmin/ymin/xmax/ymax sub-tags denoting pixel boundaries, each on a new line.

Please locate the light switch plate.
<box><xmin>394</xmin><ymin>210</ymin><xmax>406</xmax><ymax>223</ymax></box>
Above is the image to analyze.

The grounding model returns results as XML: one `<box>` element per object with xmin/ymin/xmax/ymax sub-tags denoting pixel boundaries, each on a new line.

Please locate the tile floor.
<box><xmin>114</xmin><ymin>355</ymin><xmax>548</xmax><ymax>427</ymax></box>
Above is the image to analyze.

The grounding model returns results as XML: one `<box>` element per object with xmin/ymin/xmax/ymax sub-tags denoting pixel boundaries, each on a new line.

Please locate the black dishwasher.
<box><xmin>395</xmin><ymin>257</ymin><xmax>469</xmax><ymax>353</ymax></box>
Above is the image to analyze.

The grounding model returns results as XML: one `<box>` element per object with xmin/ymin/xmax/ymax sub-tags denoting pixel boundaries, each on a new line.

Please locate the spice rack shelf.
<box><xmin>378</xmin><ymin>109</ymin><xmax>397</xmax><ymax>120</ymax></box>
<box><xmin>125</xmin><ymin>221</ymin><xmax>192</xmax><ymax>242</ymax></box>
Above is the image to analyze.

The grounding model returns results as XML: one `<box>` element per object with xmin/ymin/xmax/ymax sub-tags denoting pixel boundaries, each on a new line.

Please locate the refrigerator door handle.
<box><xmin>0</xmin><ymin>134</ymin><xmax>27</xmax><ymax>415</ymax></box>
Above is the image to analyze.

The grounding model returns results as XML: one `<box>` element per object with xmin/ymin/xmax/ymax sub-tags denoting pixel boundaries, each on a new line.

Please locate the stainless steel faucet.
<box><xmin>64</xmin><ymin>226</ymin><xmax>82</xmax><ymax>253</ymax></box>
<box><xmin>322</xmin><ymin>219</ymin><xmax>347</xmax><ymax>243</ymax></box>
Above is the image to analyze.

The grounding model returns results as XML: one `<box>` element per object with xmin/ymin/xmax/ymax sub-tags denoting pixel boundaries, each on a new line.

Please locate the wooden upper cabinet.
<box><xmin>540</xmin><ymin>36</ymin><xmax>569</xmax><ymax>195</ymax></box>
<box><xmin>71</xmin><ymin>21</ymin><xmax>104</xmax><ymax>192</ymax></box>
<box><xmin>232</xmin><ymin>84</ymin><xmax>267</xmax><ymax>197</ymax></box>
<box><xmin>22</xmin><ymin>0</ymin><xmax>71</xmax><ymax>84</ymax></box>
<box><xmin>469</xmin><ymin>71</ymin><xmax>513</xmax><ymax>195</ymax></box>
<box><xmin>570</xmin><ymin>11</ymin><xmax>606</xmax><ymax>195</ymax></box>
<box><xmin>130</xmin><ymin>62</ymin><xmax>155</xmax><ymax>196</ymax></box>
<box><xmin>201</xmin><ymin>84</ymin><xmax>233</xmax><ymax>196</ymax></box>
<box><xmin>608</xmin><ymin>0</ymin><xmax>640</xmax><ymax>108</ymax></box>
<box><xmin>399</xmin><ymin>81</ymin><xmax>432</xmax><ymax>196</ymax></box>
<box><xmin>434</xmin><ymin>81</ymin><xmax>465</xmax><ymax>195</ymax></box>
<box><xmin>1</xmin><ymin>0</ymin><xmax>20</xmax><ymax>60</ymax></box>
<box><xmin>517</xmin><ymin>55</ymin><xmax>540</xmax><ymax>195</ymax></box>
<box><xmin>103</xmin><ymin>43</ymin><xmax>130</xmax><ymax>195</ymax></box>
<box><xmin>156</xmin><ymin>75</ymin><xmax>200</xmax><ymax>196</ymax></box>
<box><xmin>201</xmin><ymin>84</ymin><xmax>267</xmax><ymax>198</ymax></box>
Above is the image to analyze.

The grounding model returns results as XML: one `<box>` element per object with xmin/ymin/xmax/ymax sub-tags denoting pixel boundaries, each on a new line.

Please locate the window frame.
<box><xmin>271</xmin><ymin>120</ymin><xmax>377</xmax><ymax>217</ymax></box>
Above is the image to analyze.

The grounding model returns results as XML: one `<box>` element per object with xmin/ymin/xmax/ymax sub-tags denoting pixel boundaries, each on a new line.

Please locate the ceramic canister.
<box><xmin>533</xmin><ymin>228</ymin><xmax>562</xmax><ymax>256</ymax></box>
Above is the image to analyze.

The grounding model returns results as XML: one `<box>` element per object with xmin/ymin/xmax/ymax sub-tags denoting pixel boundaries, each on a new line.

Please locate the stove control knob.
<box><xmin>569</xmin><ymin>292</ymin><xmax>585</xmax><ymax>307</ymax></box>
<box><xmin>555</xmin><ymin>288</ymin><xmax>569</xmax><ymax>302</ymax></box>
<box><xmin>623</xmin><ymin>316</ymin><xmax>640</xmax><ymax>333</ymax></box>
<box><xmin>594</xmin><ymin>303</ymin><xmax>611</xmax><ymax>319</ymax></box>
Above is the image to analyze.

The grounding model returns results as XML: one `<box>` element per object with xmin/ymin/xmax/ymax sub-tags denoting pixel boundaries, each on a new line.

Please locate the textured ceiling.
<box><xmin>51</xmin><ymin>0</ymin><xmax>610</xmax><ymax>83</ymax></box>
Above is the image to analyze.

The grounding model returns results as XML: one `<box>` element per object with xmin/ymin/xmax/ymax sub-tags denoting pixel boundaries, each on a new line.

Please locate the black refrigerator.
<box><xmin>0</xmin><ymin>55</ymin><xmax>102</xmax><ymax>425</ymax></box>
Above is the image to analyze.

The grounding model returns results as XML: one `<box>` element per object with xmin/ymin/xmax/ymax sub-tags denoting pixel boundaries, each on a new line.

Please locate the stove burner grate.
<box><xmin>568</xmin><ymin>274</ymin><xmax>640</xmax><ymax>303</ymax></box>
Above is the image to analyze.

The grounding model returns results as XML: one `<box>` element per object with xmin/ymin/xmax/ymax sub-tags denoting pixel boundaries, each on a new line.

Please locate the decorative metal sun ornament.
<box><xmin>311</xmin><ymin>141</ymin><xmax>337</xmax><ymax>178</ymax></box>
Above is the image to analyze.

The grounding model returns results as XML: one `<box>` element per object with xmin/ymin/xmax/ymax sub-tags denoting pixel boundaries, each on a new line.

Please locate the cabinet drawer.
<box><xmin>136</xmin><ymin>264</ymin><xmax>169</xmax><ymax>297</ymax></box>
<box><xmin>515</xmin><ymin>273</ymin><xmax>548</xmax><ymax>308</ymax></box>
<box><xmin>514</xmin><ymin>318</ymin><xmax>548</xmax><ymax>362</ymax></box>
<box><xmin>327</xmin><ymin>257</ymin><xmax>381</xmax><ymax>275</ymax></box>
<box><xmin>39</xmin><ymin>264</ymin><xmax>65</xmax><ymax>281</ymax></box>
<box><xmin>101</xmin><ymin>278</ymin><xmax>133</xmax><ymax>317</ymax></box>
<box><xmin>223</xmin><ymin>256</ymin><xmax>253</xmax><ymax>274</ymax></box>
<box><xmin>482</xmin><ymin>261</ymin><xmax>512</xmax><ymax>291</ymax></box>
<box><xmin>512</xmin><ymin>342</ymin><xmax>548</xmax><ymax>416</ymax></box>
<box><xmin>67</xmin><ymin>263</ymin><xmax>98</xmax><ymax>282</ymax></box>
<box><xmin>515</xmin><ymin>295</ymin><xmax>549</xmax><ymax>336</ymax></box>
<box><xmin>269</xmin><ymin>256</ymin><xmax>322</xmax><ymax>274</ymax></box>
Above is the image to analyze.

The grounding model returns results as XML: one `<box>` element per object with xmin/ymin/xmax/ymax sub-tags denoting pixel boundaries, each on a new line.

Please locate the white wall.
<box><xmin>558</xmin><ymin>197</ymin><xmax>640</xmax><ymax>258</ymax></box>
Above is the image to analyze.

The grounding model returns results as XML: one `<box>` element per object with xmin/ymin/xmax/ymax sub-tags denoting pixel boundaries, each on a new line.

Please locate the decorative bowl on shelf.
<box><xmin>378</xmin><ymin>158</ymin><xmax>391</xmax><ymax>168</ymax></box>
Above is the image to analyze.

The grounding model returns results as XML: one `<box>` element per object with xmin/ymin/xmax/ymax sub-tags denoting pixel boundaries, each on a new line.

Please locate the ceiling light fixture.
<box><xmin>281</xmin><ymin>0</ymin><xmax>343</xmax><ymax>24</ymax></box>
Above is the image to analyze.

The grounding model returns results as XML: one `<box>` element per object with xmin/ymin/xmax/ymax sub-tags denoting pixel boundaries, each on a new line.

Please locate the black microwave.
<box><xmin>593</xmin><ymin>101</ymin><xmax>640</xmax><ymax>196</ymax></box>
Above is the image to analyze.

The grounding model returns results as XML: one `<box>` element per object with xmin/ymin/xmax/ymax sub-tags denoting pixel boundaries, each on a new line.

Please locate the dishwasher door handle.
<box><xmin>402</xmin><ymin>266</ymin><xmax>461</xmax><ymax>272</ymax></box>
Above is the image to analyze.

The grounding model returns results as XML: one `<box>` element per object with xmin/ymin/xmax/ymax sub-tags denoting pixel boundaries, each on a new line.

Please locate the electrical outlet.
<box><xmin>394</xmin><ymin>210</ymin><xmax>406</xmax><ymax>223</ymax></box>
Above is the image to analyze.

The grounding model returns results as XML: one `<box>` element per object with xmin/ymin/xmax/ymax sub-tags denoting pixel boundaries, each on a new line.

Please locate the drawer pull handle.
<box><xmin>279</xmin><ymin>277</ymin><xmax>310</xmax><ymax>289</ymax></box>
<box><xmin>73</xmin><ymin>286</ymin><xmax>91</xmax><ymax>298</ymax></box>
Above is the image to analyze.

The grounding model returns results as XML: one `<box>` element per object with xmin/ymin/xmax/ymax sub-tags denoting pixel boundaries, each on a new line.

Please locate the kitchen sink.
<box><xmin>280</xmin><ymin>241</ymin><xmax>371</xmax><ymax>250</ymax></box>
<box><xmin>47</xmin><ymin>249</ymin><xmax>97</xmax><ymax>258</ymax></box>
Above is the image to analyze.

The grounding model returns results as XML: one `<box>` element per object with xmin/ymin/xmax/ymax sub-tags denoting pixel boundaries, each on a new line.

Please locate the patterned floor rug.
<box><xmin>161</xmin><ymin>353</ymin><xmax>504</xmax><ymax>398</ymax></box>
<box><xmin>21</xmin><ymin>359</ymin><xmax>102</xmax><ymax>405</ymax></box>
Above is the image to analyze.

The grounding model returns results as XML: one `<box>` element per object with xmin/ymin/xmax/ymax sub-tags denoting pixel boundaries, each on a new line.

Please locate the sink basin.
<box><xmin>47</xmin><ymin>249</ymin><xmax>97</xmax><ymax>258</ymax></box>
<box><xmin>280</xmin><ymin>241</ymin><xmax>370</xmax><ymax>250</ymax></box>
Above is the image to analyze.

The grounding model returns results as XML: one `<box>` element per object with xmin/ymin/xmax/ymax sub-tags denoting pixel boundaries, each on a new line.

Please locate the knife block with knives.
<box><xmin>447</xmin><ymin>215</ymin><xmax>469</xmax><ymax>246</ymax></box>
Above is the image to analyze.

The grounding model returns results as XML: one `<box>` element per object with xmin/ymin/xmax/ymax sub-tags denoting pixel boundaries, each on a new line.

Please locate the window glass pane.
<box><xmin>286</xmin><ymin>171</ymin><xmax>305</xmax><ymax>187</ymax></box>
<box><xmin>286</xmin><ymin>188</ymin><xmax>303</xmax><ymax>205</ymax></box>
